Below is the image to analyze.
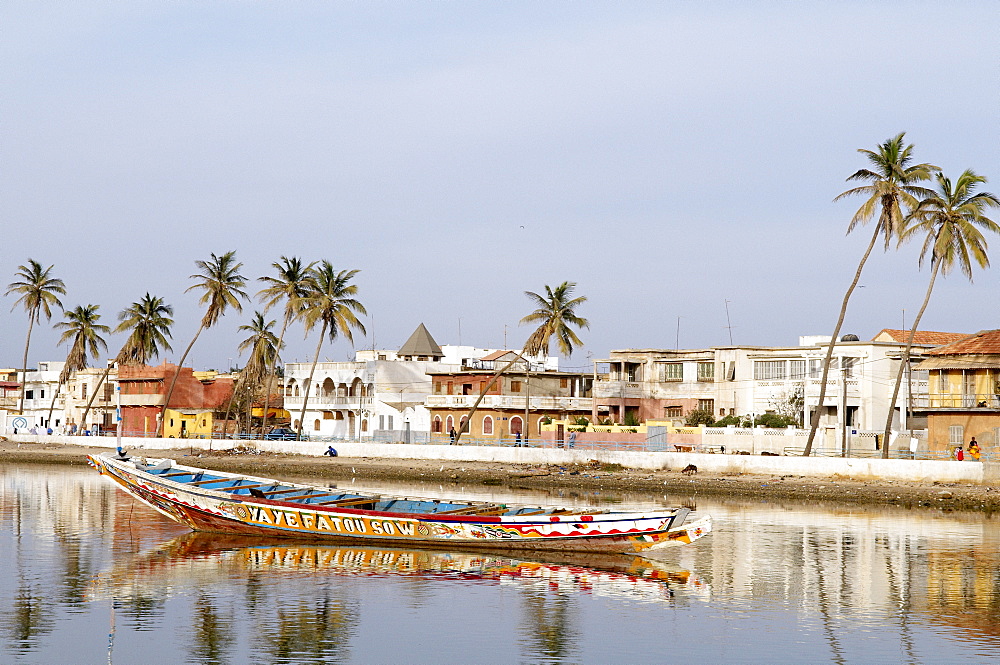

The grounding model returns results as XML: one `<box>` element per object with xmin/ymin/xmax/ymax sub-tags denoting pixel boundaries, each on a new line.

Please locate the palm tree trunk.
<box><xmin>45</xmin><ymin>383</ymin><xmax>62</xmax><ymax>428</ymax></box>
<box><xmin>454</xmin><ymin>352</ymin><xmax>525</xmax><ymax>444</ymax></box>
<box><xmin>222</xmin><ymin>380</ymin><xmax>239</xmax><ymax>440</ymax></box>
<box><xmin>17</xmin><ymin>313</ymin><xmax>36</xmax><ymax>417</ymax></box>
<box><xmin>298</xmin><ymin>321</ymin><xmax>328</xmax><ymax>441</ymax></box>
<box><xmin>157</xmin><ymin>323</ymin><xmax>205</xmax><ymax>438</ymax></box>
<box><xmin>80</xmin><ymin>363</ymin><xmax>114</xmax><ymax>433</ymax></box>
<box><xmin>260</xmin><ymin>314</ymin><xmax>290</xmax><ymax>438</ymax></box>
<box><xmin>881</xmin><ymin>260</ymin><xmax>940</xmax><ymax>458</ymax></box>
<box><xmin>803</xmin><ymin>225</ymin><xmax>881</xmax><ymax>456</ymax></box>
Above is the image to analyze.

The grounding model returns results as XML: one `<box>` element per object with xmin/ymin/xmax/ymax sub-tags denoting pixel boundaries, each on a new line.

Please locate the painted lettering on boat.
<box><xmin>241</xmin><ymin>505</ymin><xmax>417</xmax><ymax>537</ymax></box>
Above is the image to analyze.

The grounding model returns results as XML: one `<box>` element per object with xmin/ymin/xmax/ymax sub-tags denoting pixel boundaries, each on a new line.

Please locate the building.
<box><xmin>18</xmin><ymin>361</ymin><xmax>65</xmax><ymax>430</ymax></box>
<box><xmin>594</xmin><ymin>329</ymin><xmax>967</xmax><ymax>445</ymax></box>
<box><xmin>426</xmin><ymin>351</ymin><xmax>592</xmax><ymax>442</ymax></box>
<box><xmin>283</xmin><ymin>324</ymin><xmax>558</xmax><ymax>441</ymax></box>
<box><xmin>118</xmin><ymin>362</ymin><xmax>233</xmax><ymax>438</ymax></box>
<box><xmin>913</xmin><ymin>329</ymin><xmax>1000</xmax><ymax>456</ymax></box>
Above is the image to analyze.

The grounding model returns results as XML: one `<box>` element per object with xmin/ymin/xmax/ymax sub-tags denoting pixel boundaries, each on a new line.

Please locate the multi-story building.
<box><xmin>913</xmin><ymin>329</ymin><xmax>1000</xmax><ymax>456</ymax></box>
<box><xmin>594</xmin><ymin>329</ymin><xmax>966</xmax><ymax>437</ymax></box>
<box><xmin>283</xmin><ymin>324</ymin><xmax>558</xmax><ymax>441</ymax></box>
<box><xmin>118</xmin><ymin>362</ymin><xmax>233</xmax><ymax>437</ymax></box>
<box><xmin>425</xmin><ymin>352</ymin><xmax>592</xmax><ymax>442</ymax></box>
<box><xmin>18</xmin><ymin>361</ymin><xmax>65</xmax><ymax>430</ymax></box>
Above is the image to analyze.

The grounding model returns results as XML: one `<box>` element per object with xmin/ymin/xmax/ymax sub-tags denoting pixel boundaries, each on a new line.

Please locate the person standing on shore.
<box><xmin>955</xmin><ymin>446</ymin><xmax>965</xmax><ymax>461</ymax></box>
<box><xmin>969</xmin><ymin>437</ymin><xmax>981</xmax><ymax>460</ymax></box>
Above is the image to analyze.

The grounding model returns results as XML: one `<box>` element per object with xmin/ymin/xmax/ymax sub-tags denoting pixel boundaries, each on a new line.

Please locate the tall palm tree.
<box><xmin>224</xmin><ymin>312</ymin><xmax>281</xmax><ymax>436</ymax></box>
<box><xmin>803</xmin><ymin>133</ymin><xmax>936</xmax><ymax>456</ymax></box>
<box><xmin>48</xmin><ymin>305</ymin><xmax>109</xmax><ymax>426</ymax></box>
<box><xmin>454</xmin><ymin>281</ymin><xmax>588</xmax><ymax>444</ymax></box>
<box><xmin>158</xmin><ymin>251</ymin><xmax>248</xmax><ymax>437</ymax></box>
<box><xmin>5</xmin><ymin>260</ymin><xmax>65</xmax><ymax>416</ymax></box>
<box><xmin>79</xmin><ymin>294</ymin><xmax>174</xmax><ymax>432</ymax></box>
<box><xmin>256</xmin><ymin>257</ymin><xmax>315</xmax><ymax>435</ymax></box>
<box><xmin>297</xmin><ymin>263</ymin><xmax>366</xmax><ymax>440</ymax></box>
<box><xmin>881</xmin><ymin>170</ymin><xmax>1000</xmax><ymax>456</ymax></box>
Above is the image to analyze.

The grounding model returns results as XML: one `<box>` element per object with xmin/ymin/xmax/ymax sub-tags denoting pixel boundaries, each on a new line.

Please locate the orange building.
<box><xmin>118</xmin><ymin>362</ymin><xmax>233</xmax><ymax>437</ymax></box>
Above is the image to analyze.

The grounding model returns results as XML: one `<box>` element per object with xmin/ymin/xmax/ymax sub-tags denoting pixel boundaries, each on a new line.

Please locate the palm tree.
<box><xmin>48</xmin><ymin>305</ymin><xmax>109</xmax><ymax>426</ymax></box>
<box><xmin>297</xmin><ymin>263</ymin><xmax>366</xmax><ymax>440</ymax></box>
<box><xmin>454</xmin><ymin>281</ymin><xmax>588</xmax><ymax>444</ymax></box>
<box><xmin>803</xmin><ymin>133</ymin><xmax>936</xmax><ymax>456</ymax></box>
<box><xmin>5</xmin><ymin>260</ymin><xmax>65</xmax><ymax>416</ymax></box>
<box><xmin>79</xmin><ymin>294</ymin><xmax>174</xmax><ymax>432</ymax></box>
<box><xmin>256</xmin><ymin>257</ymin><xmax>315</xmax><ymax>435</ymax></box>
<box><xmin>881</xmin><ymin>170</ymin><xmax>1000</xmax><ymax>456</ymax></box>
<box><xmin>224</xmin><ymin>312</ymin><xmax>281</xmax><ymax>437</ymax></box>
<box><xmin>157</xmin><ymin>251</ymin><xmax>248</xmax><ymax>437</ymax></box>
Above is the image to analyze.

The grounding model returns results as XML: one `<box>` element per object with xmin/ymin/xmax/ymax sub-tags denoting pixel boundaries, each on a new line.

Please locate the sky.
<box><xmin>3</xmin><ymin>1</ymin><xmax>999</xmax><ymax>375</ymax></box>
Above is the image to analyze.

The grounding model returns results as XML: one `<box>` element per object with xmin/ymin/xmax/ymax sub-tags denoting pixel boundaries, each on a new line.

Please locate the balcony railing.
<box><xmin>425</xmin><ymin>395</ymin><xmax>591</xmax><ymax>411</ymax></box>
<box><xmin>285</xmin><ymin>395</ymin><xmax>374</xmax><ymax>408</ymax></box>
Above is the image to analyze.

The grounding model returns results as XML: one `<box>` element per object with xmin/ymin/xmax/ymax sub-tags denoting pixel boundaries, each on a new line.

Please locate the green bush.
<box><xmin>684</xmin><ymin>409</ymin><xmax>715</xmax><ymax>426</ymax></box>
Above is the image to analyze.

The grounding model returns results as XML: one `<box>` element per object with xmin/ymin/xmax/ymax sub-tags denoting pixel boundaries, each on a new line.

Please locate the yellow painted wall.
<box><xmin>163</xmin><ymin>409</ymin><xmax>215</xmax><ymax>439</ymax></box>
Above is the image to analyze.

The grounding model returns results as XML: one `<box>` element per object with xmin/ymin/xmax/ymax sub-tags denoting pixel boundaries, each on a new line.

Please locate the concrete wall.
<box><xmin>7</xmin><ymin>433</ymin><xmax>986</xmax><ymax>484</ymax></box>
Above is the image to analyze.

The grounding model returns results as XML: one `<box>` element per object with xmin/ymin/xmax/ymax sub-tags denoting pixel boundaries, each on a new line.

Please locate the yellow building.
<box><xmin>915</xmin><ymin>330</ymin><xmax>1000</xmax><ymax>456</ymax></box>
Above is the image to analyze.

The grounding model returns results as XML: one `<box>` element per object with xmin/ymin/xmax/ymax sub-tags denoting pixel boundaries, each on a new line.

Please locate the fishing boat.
<box><xmin>88</xmin><ymin>453</ymin><xmax>712</xmax><ymax>553</ymax></box>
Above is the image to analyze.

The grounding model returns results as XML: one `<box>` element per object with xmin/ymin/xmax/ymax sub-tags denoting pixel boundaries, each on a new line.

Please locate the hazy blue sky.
<box><xmin>3</xmin><ymin>1</ymin><xmax>998</xmax><ymax>373</ymax></box>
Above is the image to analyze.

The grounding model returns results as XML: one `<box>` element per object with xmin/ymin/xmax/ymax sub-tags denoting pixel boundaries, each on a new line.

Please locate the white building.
<box><xmin>18</xmin><ymin>361</ymin><xmax>66</xmax><ymax>430</ymax></box>
<box><xmin>595</xmin><ymin>329</ymin><xmax>967</xmax><ymax>436</ymax></box>
<box><xmin>283</xmin><ymin>323</ymin><xmax>557</xmax><ymax>441</ymax></box>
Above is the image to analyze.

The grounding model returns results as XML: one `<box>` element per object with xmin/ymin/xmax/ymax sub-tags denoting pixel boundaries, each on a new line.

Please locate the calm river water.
<box><xmin>2</xmin><ymin>462</ymin><xmax>1000</xmax><ymax>664</ymax></box>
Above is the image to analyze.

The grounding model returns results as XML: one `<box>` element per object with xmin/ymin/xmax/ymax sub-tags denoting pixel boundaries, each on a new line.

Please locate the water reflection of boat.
<box><xmin>88</xmin><ymin>454</ymin><xmax>712</xmax><ymax>553</ymax></box>
<box><xmin>89</xmin><ymin>532</ymin><xmax>708</xmax><ymax>605</ymax></box>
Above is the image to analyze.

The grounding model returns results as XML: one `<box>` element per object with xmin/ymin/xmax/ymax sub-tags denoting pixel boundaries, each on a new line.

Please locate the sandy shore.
<box><xmin>3</xmin><ymin>440</ymin><xmax>998</xmax><ymax>512</ymax></box>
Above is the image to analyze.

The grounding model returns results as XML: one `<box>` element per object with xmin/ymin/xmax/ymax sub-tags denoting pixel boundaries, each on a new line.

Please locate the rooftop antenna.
<box><xmin>724</xmin><ymin>299</ymin><xmax>735</xmax><ymax>345</ymax></box>
<box><xmin>675</xmin><ymin>316</ymin><xmax>682</xmax><ymax>350</ymax></box>
<box><xmin>458</xmin><ymin>317</ymin><xmax>462</xmax><ymax>346</ymax></box>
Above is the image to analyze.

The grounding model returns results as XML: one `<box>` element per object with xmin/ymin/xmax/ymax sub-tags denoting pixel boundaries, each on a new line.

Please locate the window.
<box><xmin>510</xmin><ymin>380</ymin><xmax>522</xmax><ymax>392</ymax></box>
<box><xmin>379</xmin><ymin>415</ymin><xmax>385</xmax><ymax>429</ymax></box>
<box><xmin>660</xmin><ymin>363</ymin><xmax>683</xmax><ymax>382</ymax></box>
<box><xmin>388</xmin><ymin>416</ymin><xmax>394</xmax><ymax>430</ymax></box>
<box><xmin>510</xmin><ymin>416</ymin><xmax>523</xmax><ymax>435</ymax></box>
<box><xmin>560</xmin><ymin>378</ymin><xmax>568</xmax><ymax>388</ymax></box>
<box><xmin>434</xmin><ymin>382</ymin><xmax>442</xmax><ymax>395</ymax></box>
<box><xmin>808</xmin><ymin>359</ymin><xmax>824</xmax><ymax>378</ymax></box>
<box><xmin>361</xmin><ymin>419</ymin><xmax>368</xmax><ymax>432</ymax></box>
<box><xmin>482</xmin><ymin>416</ymin><xmax>493</xmax><ymax>435</ymax></box>
<box><xmin>789</xmin><ymin>360</ymin><xmax>806</xmax><ymax>379</ymax></box>
<box><xmin>433</xmin><ymin>416</ymin><xmax>442</xmax><ymax>433</ymax></box>
<box><xmin>26</xmin><ymin>390</ymin><xmax>34</xmax><ymax>400</ymax></box>
<box><xmin>698</xmin><ymin>399</ymin><xmax>714</xmax><ymax>412</ymax></box>
<box><xmin>754</xmin><ymin>361</ymin><xmax>786</xmax><ymax>381</ymax></box>
<box><xmin>40</xmin><ymin>390</ymin><xmax>45</xmax><ymax>399</ymax></box>
<box><xmin>949</xmin><ymin>425</ymin><xmax>964</xmax><ymax>447</ymax></box>
<box><xmin>446</xmin><ymin>415</ymin><xmax>454</xmax><ymax>432</ymax></box>
<box><xmin>665</xmin><ymin>406</ymin><xmax>683</xmax><ymax>417</ymax></box>
<box><xmin>842</xmin><ymin>357</ymin><xmax>858</xmax><ymax>377</ymax></box>
<box><xmin>314</xmin><ymin>419</ymin><xmax>321</xmax><ymax>431</ymax></box>
<box><xmin>938</xmin><ymin>372</ymin><xmax>949</xmax><ymax>393</ymax></box>
<box><xmin>697</xmin><ymin>362</ymin><xmax>714</xmax><ymax>381</ymax></box>
<box><xmin>378</xmin><ymin>354</ymin><xmax>387</xmax><ymax>361</ymax></box>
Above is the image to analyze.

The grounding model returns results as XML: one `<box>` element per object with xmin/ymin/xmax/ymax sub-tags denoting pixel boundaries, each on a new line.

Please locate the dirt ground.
<box><xmin>3</xmin><ymin>439</ymin><xmax>999</xmax><ymax>513</ymax></box>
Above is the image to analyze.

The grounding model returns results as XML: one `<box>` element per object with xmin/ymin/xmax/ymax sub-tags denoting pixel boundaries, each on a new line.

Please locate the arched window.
<box><xmin>482</xmin><ymin>416</ymin><xmax>493</xmax><ymax>435</ymax></box>
<box><xmin>460</xmin><ymin>416</ymin><xmax>469</xmax><ymax>433</ymax></box>
<box><xmin>446</xmin><ymin>415</ymin><xmax>454</xmax><ymax>432</ymax></box>
<box><xmin>314</xmin><ymin>419</ymin><xmax>321</xmax><ymax>431</ymax></box>
<box><xmin>433</xmin><ymin>416</ymin><xmax>442</xmax><ymax>433</ymax></box>
<box><xmin>322</xmin><ymin>378</ymin><xmax>335</xmax><ymax>397</ymax></box>
<box><xmin>510</xmin><ymin>416</ymin><xmax>523</xmax><ymax>435</ymax></box>
<box><xmin>294</xmin><ymin>384</ymin><xmax>300</xmax><ymax>397</ymax></box>
<box><xmin>537</xmin><ymin>417</ymin><xmax>546</xmax><ymax>431</ymax></box>
<box><xmin>361</xmin><ymin>419</ymin><xmax>368</xmax><ymax>432</ymax></box>
<box><xmin>293</xmin><ymin>419</ymin><xmax>300</xmax><ymax>430</ymax></box>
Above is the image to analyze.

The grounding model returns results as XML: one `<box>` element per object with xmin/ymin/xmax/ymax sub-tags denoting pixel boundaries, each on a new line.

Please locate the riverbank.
<box><xmin>3</xmin><ymin>439</ymin><xmax>999</xmax><ymax>513</ymax></box>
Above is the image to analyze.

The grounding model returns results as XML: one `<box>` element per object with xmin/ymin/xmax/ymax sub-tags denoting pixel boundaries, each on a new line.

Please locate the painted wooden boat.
<box><xmin>88</xmin><ymin>453</ymin><xmax>712</xmax><ymax>553</ymax></box>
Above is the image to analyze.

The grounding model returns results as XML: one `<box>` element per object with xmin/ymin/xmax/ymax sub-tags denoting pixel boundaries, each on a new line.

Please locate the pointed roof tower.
<box><xmin>397</xmin><ymin>323</ymin><xmax>443</xmax><ymax>360</ymax></box>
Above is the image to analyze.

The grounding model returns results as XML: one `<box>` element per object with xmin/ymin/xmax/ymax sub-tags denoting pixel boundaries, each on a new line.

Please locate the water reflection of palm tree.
<box><xmin>254</xmin><ymin>592</ymin><xmax>358</xmax><ymax>663</ymax></box>
<box><xmin>3</xmin><ymin>579</ymin><xmax>55</xmax><ymax>653</ymax></box>
<box><xmin>191</xmin><ymin>592</ymin><xmax>235</xmax><ymax>665</ymax></box>
<box><xmin>520</xmin><ymin>589</ymin><xmax>578</xmax><ymax>663</ymax></box>
<box><xmin>806</xmin><ymin>531</ymin><xmax>846</xmax><ymax>665</ymax></box>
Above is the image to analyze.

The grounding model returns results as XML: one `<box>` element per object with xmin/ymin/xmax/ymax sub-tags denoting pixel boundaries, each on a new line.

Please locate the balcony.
<box><xmin>425</xmin><ymin>395</ymin><xmax>591</xmax><ymax>411</ymax></box>
<box><xmin>285</xmin><ymin>395</ymin><xmax>374</xmax><ymax>409</ymax></box>
<box><xmin>120</xmin><ymin>394</ymin><xmax>165</xmax><ymax>407</ymax></box>
<box><xmin>593</xmin><ymin>380</ymin><xmax>646</xmax><ymax>399</ymax></box>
